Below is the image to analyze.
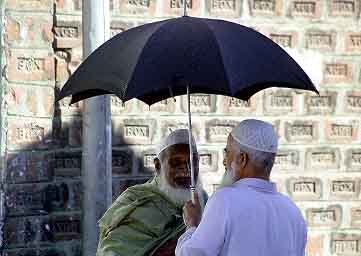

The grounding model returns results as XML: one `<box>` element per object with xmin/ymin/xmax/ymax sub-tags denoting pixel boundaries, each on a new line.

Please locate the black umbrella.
<box><xmin>57</xmin><ymin>16</ymin><xmax>318</xmax><ymax>202</ymax></box>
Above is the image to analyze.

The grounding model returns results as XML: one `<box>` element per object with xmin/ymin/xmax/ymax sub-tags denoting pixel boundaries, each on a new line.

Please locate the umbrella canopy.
<box><xmin>56</xmin><ymin>16</ymin><xmax>318</xmax><ymax>203</ymax></box>
<box><xmin>57</xmin><ymin>16</ymin><xmax>318</xmax><ymax>105</ymax></box>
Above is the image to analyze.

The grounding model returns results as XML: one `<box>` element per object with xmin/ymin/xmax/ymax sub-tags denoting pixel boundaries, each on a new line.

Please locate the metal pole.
<box><xmin>186</xmin><ymin>85</ymin><xmax>195</xmax><ymax>204</ymax></box>
<box><xmin>183</xmin><ymin>0</ymin><xmax>187</xmax><ymax>16</ymax></box>
<box><xmin>82</xmin><ymin>1</ymin><xmax>112</xmax><ymax>255</ymax></box>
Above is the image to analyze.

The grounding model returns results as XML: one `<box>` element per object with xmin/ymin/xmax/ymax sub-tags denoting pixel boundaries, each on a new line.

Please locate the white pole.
<box><xmin>187</xmin><ymin>85</ymin><xmax>196</xmax><ymax>203</ymax></box>
<box><xmin>82</xmin><ymin>1</ymin><xmax>112</xmax><ymax>255</ymax></box>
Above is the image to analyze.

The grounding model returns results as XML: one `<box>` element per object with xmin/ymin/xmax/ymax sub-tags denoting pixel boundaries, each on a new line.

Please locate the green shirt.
<box><xmin>96</xmin><ymin>179</ymin><xmax>186</xmax><ymax>256</ymax></box>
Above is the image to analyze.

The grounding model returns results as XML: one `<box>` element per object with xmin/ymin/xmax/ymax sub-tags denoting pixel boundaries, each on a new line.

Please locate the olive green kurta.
<box><xmin>96</xmin><ymin>179</ymin><xmax>186</xmax><ymax>256</ymax></box>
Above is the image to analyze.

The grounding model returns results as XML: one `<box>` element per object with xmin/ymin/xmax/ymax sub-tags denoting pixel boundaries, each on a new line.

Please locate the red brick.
<box><xmin>112</xmin><ymin>150</ymin><xmax>134</xmax><ymax>176</ymax></box>
<box><xmin>305</xmin><ymin>30</ymin><xmax>336</xmax><ymax>51</ymax></box>
<box><xmin>3</xmin><ymin>216</ymin><xmax>50</xmax><ymax>247</ymax></box>
<box><xmin>54</xmin><ymin>20</ymin><xmax>82</xmax><ymax>49</ymax></box>
<box><xmin>112</xmin><ymin>118</ymin><xmax>156</xmax><ymax>145</ymax></box>
<box><xmin>351</xmin><ymin>207</ymin><xmax>361</xmax><ymax>228</ymax></box>
<box><xmin>287</xmin><ymin>177</ymin><xmax>322</xmax><ymax>200</ymax></box>
<box><xmin>55</xmin><ymin>0</ymin><xmax>82</xmax><ymax>12</ymax></box>
<box><xmin>7</xmin><ymin>118</ymin><xmax>52</xmax><ymax>150</ymax></box>
<box><xmin>306</xmin><ymin>147</ymin><xmax>340</xmax><ymax>170</ymax></box>
<box><xmin>323</xmin><ymin>61</ymin><xmax>354</xmax><ymax>84</ymax></box>
<box><xmin>329</xmin><ymin>178</ymin><xmax>360</xmax><ymax>199</ymax></box>
<box><xmin>218</xmin><ymin>95</ymin><xmax>258</xmax><ymax>116</ymax></box>
<box><xmin>198</xmin><ymin>150</ymin><xmax>219</xmax><ymax>172</ymax></box>
<box><xmin>161</xmin><ymin>120</ymin><xmax>201</xmax><ymax>142</ymax></box>
<box><xmin>206</xmin><ymin>0</ymin><xmax>242</xmax><ymax>18</ymax></box>
<box><xmin>329</xmin><ymin>0</ymin><xmax>360</xmax><ymax>18</ymax></box>
<box><xmin>289</xmin><ymin>0</ymin><xmax>322</xmax><ymax>19</ymax></box>
<box><xmin>263</xmin><ymin>89</ymin><xmax>298</xmax><ymax>115</ymax></box>
<box><xmin>273</xmin><ymin>149</ymin><xmax>300</xmax><ymax>171</ymax></box>
<box><xmin>163</xmin><ymin>0</ymin><xmax>202</xmax><ymax>16</ymax></box>
<box><xmin>112</xmin><ymin>178</ymin><xmax>151</xmax><ymax>199</ymax></box>
<box><xmin>259</xmin><ymin>28</ymin><xmax>298</xmax><ymax>48</ymax></box>
<box><xmin>6</xmin><ymin>0</ymin><xmax>53</xmax><ymax>11</ymax></box>
<box><xmin>181</xmin><ymin>94</ymin><xmax>216</xmax><ymax>113</ymax></box>
<box><xmin>345</xmin><ymin>90</ymin><xmax>361</xmax><ymax>113</ymax></box>
<box><xmin>205</xmin><ymin>119</ymin><xmax>238</xmax><ymax>143</ymax></box>
<box><xmin>53</xmin><ymin>118</ymin><xmax>82</xmax><ymax>147</ymax></box>
<box><xmin>6</xmin><ymin>151</ymin><xmax>53</xmax><ymax>183</ymax></box>
<box><xmin>249</xmin><ymin>0</ymin><xmax>283</xmax><ymax>16</ymax></box>
<box><xmin>6</xmin><ymin>49</ymin><xmax>55</xmax><ymax>82</ymax></box>
<box><xmin>5</xmin><ymin>14</ymin><xmax>53</xmax><ymax>47</ymax></box>
<box><xmin>49</xmin><ymin>214</ymin><xmax>81</xmax><ymax>241</ymax></box>
<box><xmin>284</xmin><ymin>121</ymin><xmax>319</xmax><ymax>143</ymax></box>
<box><xmin>110</xmin><ymin>20</ymin><xmax>134</xmax><ymax>38</ymax></box>
<box><xmin>345</xmin><ymin>32</ymin><xmax>361</xmax><ymax>53</ymax></box>
<box><xmin>53</xmin><ymin>151</ymin><xmax>82</xmax><ymax>177</ymax></box>
<box><xmin>55</xmin><ymin>50</ymin><xmax>70</xmax><ymax>82</ymax></box>
<box><xmin>6</xmin><ymin>84</ymin><xmax>54</xmax><ymax>117</ymax></box>
<box><xmin>117</xmin><ymin>0</ymin><xmax>157</xmax><ymax>16</ymax></box>
<box><xmin>140</xmin><ymin>149</ymin><xmax>157</xmax><ymax>174</ymax></box>
<box><xmin>325</xmin><ymin>120</ymin><xmax>359</xmax><ymax>143</ymax></box>
<box><xmin>331</xmin><ymin>233</ymin><xmax>361</xmax><ymax>255</ymax></box>
<box><xmin>304</xmin><ymin>91</ymin><xmax>337</xmax><ymax>115</ymax></box>
<box><xmin>138</xmin><ymin>98</ymin><xmax>176</xmax><ymax>113</ymax></box>
<box><xmin>306</xmin><ymin>205</ymin><xmax>342</xmax><ymax>228</ymax></box>
<box><xmin>345</xmin><ymin>148</ymin><xmax>361</xmax><ymax>171</ymax></box>
<box><xmin>306</xmin><ymin>235</ymin><xmax>324</xmax><ymax>256</ymax></box>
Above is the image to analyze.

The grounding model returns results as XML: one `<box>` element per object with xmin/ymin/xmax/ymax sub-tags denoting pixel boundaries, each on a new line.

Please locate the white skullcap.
<box><xmin>156</xmin><ymin>129</ymin><xmax>197</xmax><ymax>158</ymax></box>
<box><xmin>231</xmin><ymin>119</ymin><xmax>278</xmax><ymax>153</ymax></box>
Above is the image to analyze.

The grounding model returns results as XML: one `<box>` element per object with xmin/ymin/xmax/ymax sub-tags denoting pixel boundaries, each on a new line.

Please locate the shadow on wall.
<box><xmin>1</xmin><ymin>91</ymin><xmax>155</xmax><ymax>256</ymax></box>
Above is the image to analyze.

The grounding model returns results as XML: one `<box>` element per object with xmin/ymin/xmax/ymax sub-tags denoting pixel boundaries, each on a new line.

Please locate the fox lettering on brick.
<box><xmin>310</xmin><ymin>210</ymin><xmax>336</xmax><ymax>224</ymax></box>
<box><xmin>351</xmin><ymin>152</ymin><xmax>361</xmax><ymax>165</ymax></box>
<box><xmin>270</xmin><ymin>95</ymin><xmax>292</xmax><ymax>107</ymax></box>
<box><xmin>212</xmin><ymin>0</ymin><xmax>236</xmax><ymax>10</ymax></box>
<box><xmin>229</xmin><ymin>98</ymin><xmax>250</xmax><ymax>108</ymax></box>
<box><xmin>306</xmin><ymin>33</ymin><xmax>332</xmax><ymax>48</ymax></box>
<box><xmin>331</xmin><ymin>124</ymin><xmax>352</xmax><ymax>137</ymax></box>
<box><xmin>253</xmin><ymin>0</ymin><xmax>275</xmax><ymax>11</ymax></box>
<box><xmin>310</xmin><ymin>96</ymin><xmax>332</xmax><ymax>108</ymax></box>
<box><xmin>326</xmin><ymin>64</ymin><xmax>348</xmax><ymax>77</ymax></box>
<box><xmin>332</xmin><ymin>0</ymin><xmax>356</xmax><ymax>14</ymax></box>
<box><xmin>190</xmin><ymin>95</ymin><xmax>211</xmax><ymax>107</ymax></box>
<box><xmin>293</xmin><ymin>1</ymin><xmax>316</xmax><ymax>15</ymax></box>
<box><xmin>125</xmin><ymin>125</ymin><xmax>149</xmax><ymax>137</ymax></box>
<box><xmin>171</xmin><ymin>0</ymin><xmax>192</xmax><ymax>9</ymax></box>
<box><xmin>347</xmin><ymin>96</ymin><xmax>361</xmax><ymax>108</ymax></box>
<box><xmin>54</xmin><ymin>26</ymin><xmax>79</xmax><ymax>38</ymax></box>
<box><xmin>270</xmin><ymin>34</ymin><xmax>293</xmax><ymax>48</ymax></box>
<box><xmin>294</xmin><ymin>182</ymin><xmax>316</xmax><ymax>193</ymax></box>
<box><xmin>200</xmin><ymin>154</ymin><xmax>212</xmax><ymax>166</ymax></box>
<box><xmin>17</xmin><ymin>58</ymin><xmax>44</xmax><ymax>72</ymax></box>
<box><xmin>332</xmin><ymin>240</ymin><xmax>359</xmax><ymax>254</ymax></box>
<box><xmin>16</xmin><ymin>125</ymin><xmax>44</xmax><ymax>142</ymax></box>
<box><xmin>332</xmin><ymin>181</ymin><xmax>355</xmax><ymax>193</ymax></box>
<box><xmin>311</xmin><ymin>152</ymin><xmax>335</xmax><ymax>165</ymax></box>
<box><xmin>128</xmin><ymin>0</ymin><xmax>150</xmax><ymax>7</ymax></box>
<box><xmin>350</xmin><ymin>35</ymin><xmax>361</xmax><ymax>47</ymax></box>
<box><xmin>209</xmin><ymin>125</ymin><xmax>234</xmax><ymax>136</ymax></box>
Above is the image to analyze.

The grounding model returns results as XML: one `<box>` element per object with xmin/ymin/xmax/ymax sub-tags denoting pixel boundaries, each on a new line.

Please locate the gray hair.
<box><xmin>232</xmin><ymin>138</ymin><xmax>276</xmax><ymax>174</ymax></box>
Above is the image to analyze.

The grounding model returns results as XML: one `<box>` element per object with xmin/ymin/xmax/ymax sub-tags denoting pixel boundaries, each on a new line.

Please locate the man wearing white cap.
<box><xmin>96</xmin><ymin>129</ymin><xmax>206</xmax><ymax>256</ymax></box>
<box><xmin>176</xmin><ymin>119</ymin><xmax>307</xmax><ymax>256</ymax></box>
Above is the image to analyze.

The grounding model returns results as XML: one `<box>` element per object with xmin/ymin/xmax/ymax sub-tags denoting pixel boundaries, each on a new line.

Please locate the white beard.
<box><xmin>220</xmin><ymin>161</ymin><xmax>237</xmax><ymax>188</ymax></box>
<box><xmin>157</xmin><ymin>169</ymin><xmax>205</xmax><ymax>209</ymax></box>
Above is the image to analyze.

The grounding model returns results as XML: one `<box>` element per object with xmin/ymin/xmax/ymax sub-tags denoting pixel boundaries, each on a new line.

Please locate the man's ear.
<box><xmin>238</xmin><ymin>151</ymin><xmax>248</xmax><ymax>169</ymax></box>
<box><xmin>154</xmin><ymin>158</ymin><xmax>161</xmax><ymax>175</ymax></box>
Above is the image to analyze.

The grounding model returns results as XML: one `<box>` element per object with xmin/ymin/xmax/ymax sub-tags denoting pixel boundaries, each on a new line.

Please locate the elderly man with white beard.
<box><xmin>176</xmin><ymin>119</ymin><xmax>308</xmax><ymax>256</ymax></box>
<box><xmin>96</xmin><ymin>129</ymin><xmax>206</xmax><ymax>256</ymax></box>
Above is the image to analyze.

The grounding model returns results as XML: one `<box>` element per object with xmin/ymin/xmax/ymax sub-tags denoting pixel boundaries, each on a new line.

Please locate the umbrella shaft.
<box><xmin>187</xmin><ymin>85</ymin><xmax>196</xmax><ymax>197</ymax></box>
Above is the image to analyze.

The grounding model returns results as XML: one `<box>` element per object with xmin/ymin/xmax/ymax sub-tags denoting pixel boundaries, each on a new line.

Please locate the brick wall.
<box><xmin>1</xmin><ymin>0</ymin><xmax>361</xmax><ymax>256</ymax></box>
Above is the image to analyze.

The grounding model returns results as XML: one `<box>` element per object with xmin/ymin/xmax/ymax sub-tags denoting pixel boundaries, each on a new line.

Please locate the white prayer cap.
<box><xmin>156</xmin><ymin>129</ymin><xmax>197</xmax><ymax>158</ymax></box>
<box><xmin>231</xmin><ymin>119</ymin><xmax>278</xmax><ymax>153</ymax></box>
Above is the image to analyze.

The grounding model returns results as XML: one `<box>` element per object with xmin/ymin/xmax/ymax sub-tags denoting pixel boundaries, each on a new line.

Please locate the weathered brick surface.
<box><xmin>2</xmin><ymin>0</ymin><xmax>361</xmax><ymax>255</ymax></box>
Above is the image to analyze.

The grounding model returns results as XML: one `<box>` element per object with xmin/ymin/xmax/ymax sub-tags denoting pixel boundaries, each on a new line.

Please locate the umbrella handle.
<box><xmin>187</xmin><ymin>85</ymin><xmax>196</xmax><ymax>204</ymax></box>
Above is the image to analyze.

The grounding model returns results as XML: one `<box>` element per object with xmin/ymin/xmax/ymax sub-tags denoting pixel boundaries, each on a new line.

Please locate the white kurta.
<box><xmin>176</xmin><ymin>178</ymin><xmax>307</xmax><ymax>256</ymax></box>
